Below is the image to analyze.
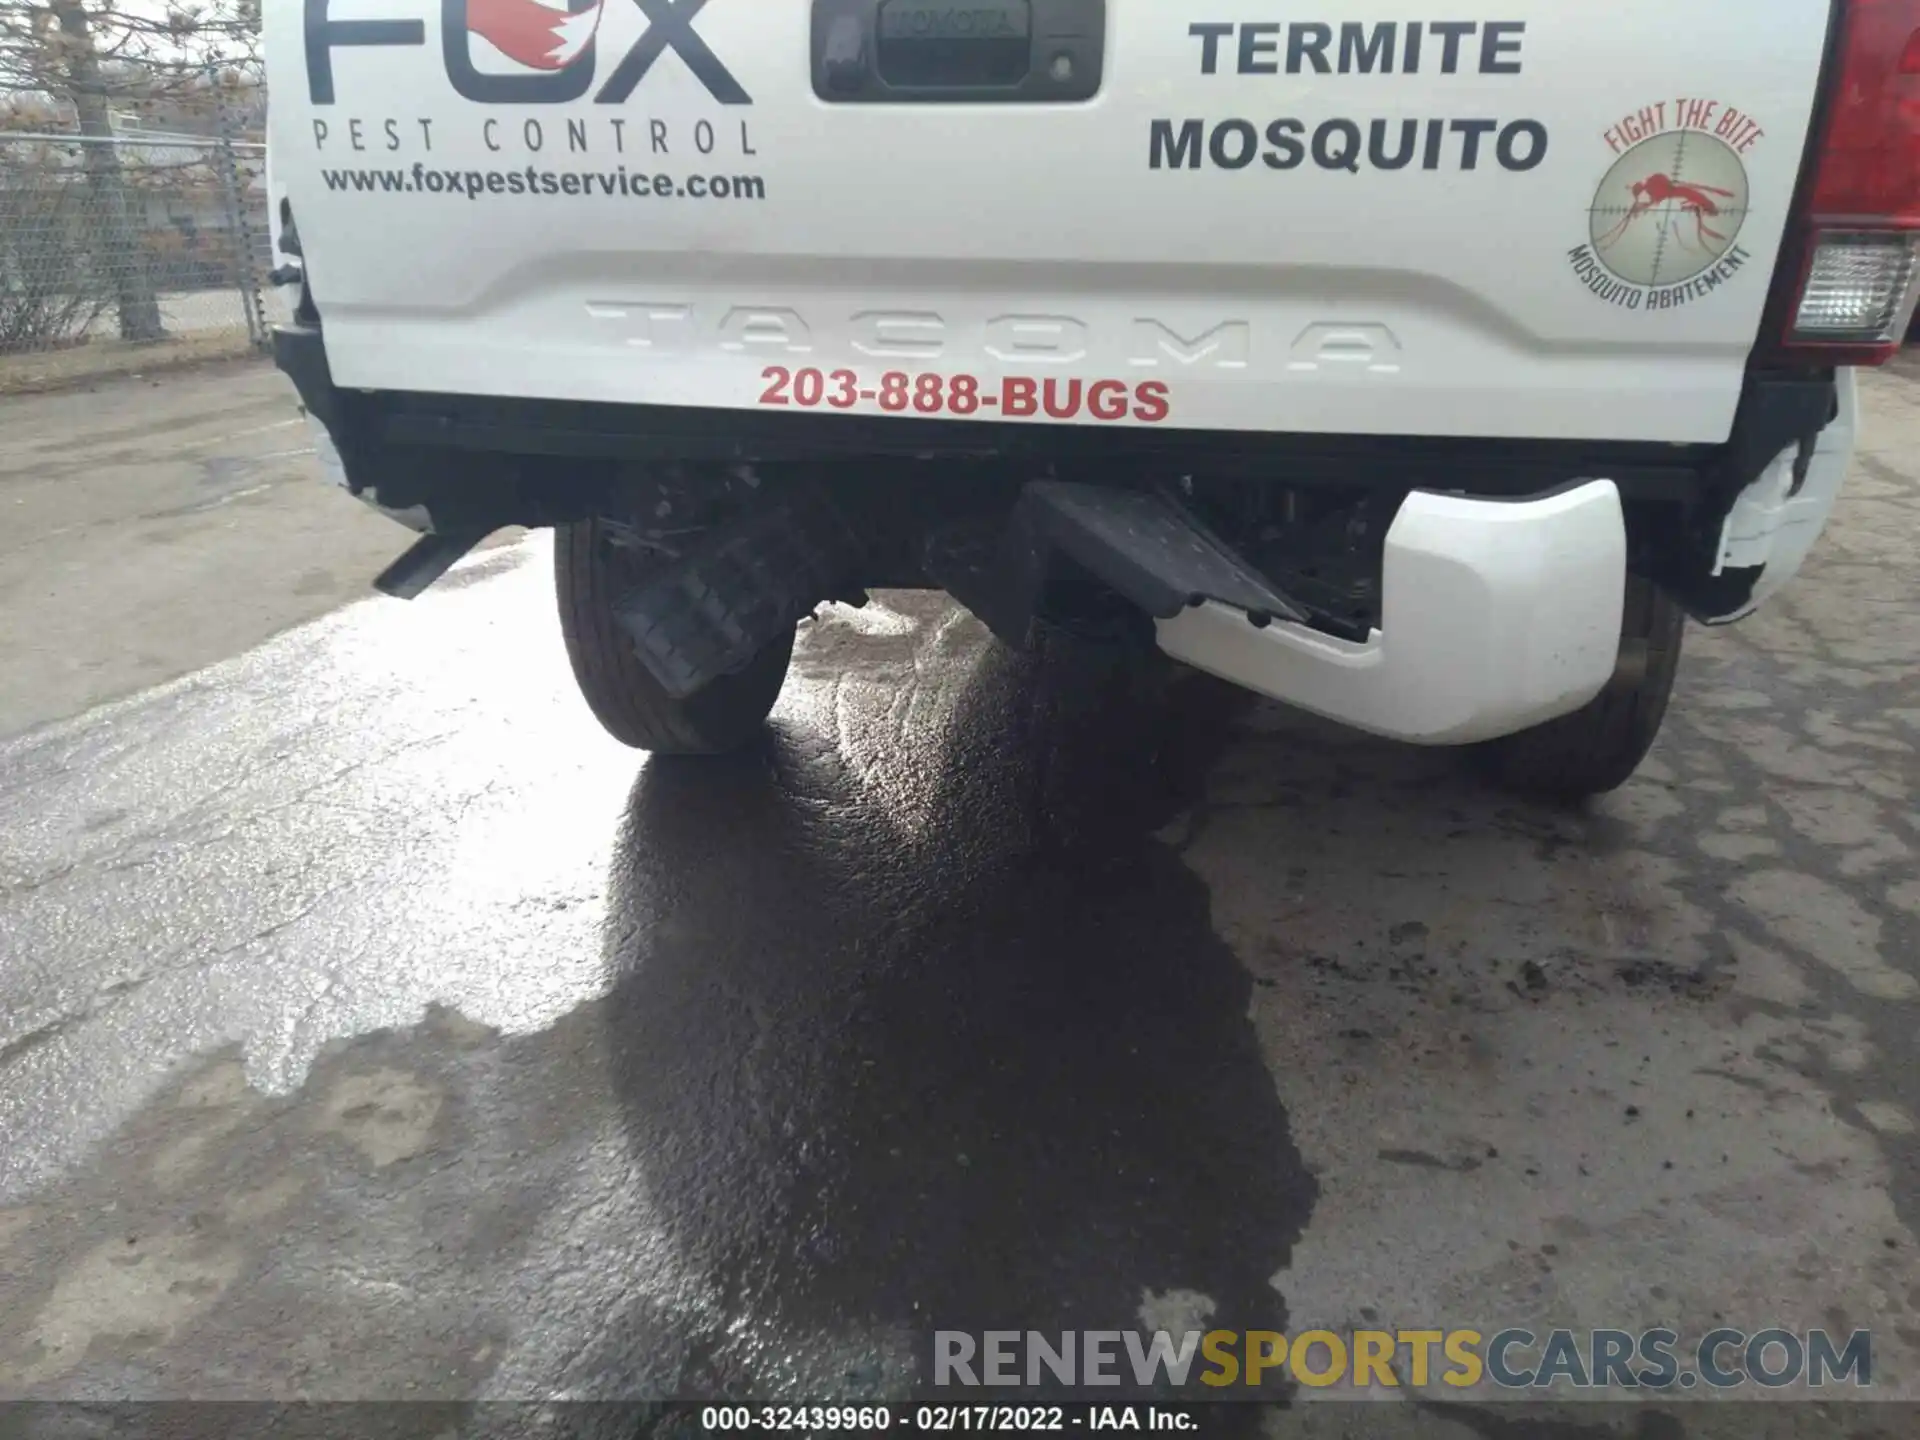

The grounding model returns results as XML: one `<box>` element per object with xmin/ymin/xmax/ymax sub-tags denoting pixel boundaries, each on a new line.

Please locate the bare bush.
<box><xmin>0</xmin><ymin>139</ymin><xmax>115</xmax><ymax>351</ymax></box>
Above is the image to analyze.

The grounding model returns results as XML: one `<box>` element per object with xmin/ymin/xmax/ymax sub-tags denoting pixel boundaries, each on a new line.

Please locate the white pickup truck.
<box><xmin>264</xmin><ymin>0</ymin><xmax>1916</xmax><ymax>797</ymax></box>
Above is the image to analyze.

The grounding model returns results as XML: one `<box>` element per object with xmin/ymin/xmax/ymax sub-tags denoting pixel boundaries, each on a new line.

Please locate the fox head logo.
<box><xmin>306</xmin><ymin>0</ymin><xmax>751</xmax><ymax>106</ymax></box>
<box><xmin>466</xmin><ymin>0</ymin><xmax>603</xmax><ymax>70</ymax></box>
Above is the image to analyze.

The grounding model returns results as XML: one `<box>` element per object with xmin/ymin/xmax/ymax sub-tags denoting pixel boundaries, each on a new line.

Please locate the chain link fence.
<box><xmin>0</xmin><ymin>128</ymin><xmax>284</xmax><ymax>391</ymax></box>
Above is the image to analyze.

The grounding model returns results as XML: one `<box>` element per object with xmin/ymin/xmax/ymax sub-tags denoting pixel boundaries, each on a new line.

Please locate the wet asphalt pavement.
<box><xmin>0</xmin><ymin>366</ymin><xmax>1918</xmax><ymax>1436</ymax></box>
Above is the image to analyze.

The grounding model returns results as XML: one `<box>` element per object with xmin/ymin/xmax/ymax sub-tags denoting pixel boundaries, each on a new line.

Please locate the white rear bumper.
<box><xmin>1154</xmin><ymin>480</ymin><xmax>1628</xmax><ymax>745</ymax></box>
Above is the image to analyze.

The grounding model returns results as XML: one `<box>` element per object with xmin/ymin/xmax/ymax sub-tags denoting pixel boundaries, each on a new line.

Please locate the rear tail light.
<box><xmin>1794</xmin><ymin>230</ymin><xmax>1920</xmax><ymax>338</ymax></box>
<box><xmin>1772</xmin><ymin>0</ymin><xmax>1920</xmax><ymax>364</ymax></box>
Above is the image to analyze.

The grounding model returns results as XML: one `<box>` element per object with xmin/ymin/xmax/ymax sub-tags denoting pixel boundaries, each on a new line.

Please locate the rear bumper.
<box><xmin>1155</xmin><ymin>481</ymin><xmax>1628</xmax><ymax>745</ymax></box>
<box><xmin>272</xmin><ymin>322</ymin><xmax>1839</xmax><ymax>693</ymax></box>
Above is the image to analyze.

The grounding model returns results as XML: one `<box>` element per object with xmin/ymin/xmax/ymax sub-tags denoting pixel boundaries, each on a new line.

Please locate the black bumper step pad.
<box><xmin>1011</xmin><ymin>481</ymin><xmax>1310</xmax><ymax>625</ymax></box>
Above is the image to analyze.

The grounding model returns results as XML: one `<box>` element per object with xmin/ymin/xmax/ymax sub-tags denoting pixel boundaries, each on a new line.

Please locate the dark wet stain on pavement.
<box><xmin>0</xmin><ymin>583</ymin><xmax>1316</xmax><ymax>1411</ymax></box>
<box><xmin>590</xmin><ymin>639</ymin><xmax>1312</xmax><ymax>1401</ymax></box>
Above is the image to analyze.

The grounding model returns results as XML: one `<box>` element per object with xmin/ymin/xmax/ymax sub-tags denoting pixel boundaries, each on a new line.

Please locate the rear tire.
<box><xmin>1476</xmin><ymin>575</ymin><xmax>1685</xmax><ymax>801</ymax></box>
<box><xmin>554</xmin><ymin>520</ymin><xmax>793</xmax><ymax>754</ymax></box>
<box><xmin>1022</xmin><ymin>623</ymin><xmax>1172</xmax><ymax>850</ymax></box>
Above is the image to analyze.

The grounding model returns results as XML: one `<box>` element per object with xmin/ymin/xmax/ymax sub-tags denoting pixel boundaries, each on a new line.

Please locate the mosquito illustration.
<box><xmin>1596</xmin><ymin>173</ymin><xmax>1740</xmax><ymax>253</ymax></box>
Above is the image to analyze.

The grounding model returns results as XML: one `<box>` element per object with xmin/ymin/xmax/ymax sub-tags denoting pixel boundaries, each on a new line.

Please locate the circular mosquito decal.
<box><xmin>1588</xmin><ymin>130</ymin><xmax>1750</xmax><ymax>287</ymax></box>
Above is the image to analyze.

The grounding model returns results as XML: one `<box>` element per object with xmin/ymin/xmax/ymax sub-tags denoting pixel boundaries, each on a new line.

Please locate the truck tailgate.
<box><xmin>268</xmin><ymin>0</ymin><xmax>1832</xmax><ymax>443</ymax></box>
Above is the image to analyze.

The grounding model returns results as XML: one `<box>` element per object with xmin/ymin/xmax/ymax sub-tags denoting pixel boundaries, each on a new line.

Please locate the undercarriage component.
<box><xmin>612</xmin><ymin>483</ymin><xmax>861</xmax><ymax>700</ymax></box>
<box><xmin>556</xmin><ymin>520</ymin><xmax>795</xmax><ymax>753</ymax></box>
<box><xmin>372</xmin><ymin>528</ymin><xmax>492</xmax><ymax>600</ymax></box>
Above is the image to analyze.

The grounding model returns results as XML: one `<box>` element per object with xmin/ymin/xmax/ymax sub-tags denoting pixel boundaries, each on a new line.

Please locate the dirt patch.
<box><xmin>0</xmin><ymin>332</ymin><xmax>262</xmax><ymax>397</ymax></box>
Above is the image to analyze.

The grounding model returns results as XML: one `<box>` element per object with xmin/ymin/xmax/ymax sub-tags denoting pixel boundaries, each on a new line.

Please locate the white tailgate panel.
<box><xmin>266</xmin><ymin>0</ymin><xmax>1831</xmax><ymax>442</ymax></box>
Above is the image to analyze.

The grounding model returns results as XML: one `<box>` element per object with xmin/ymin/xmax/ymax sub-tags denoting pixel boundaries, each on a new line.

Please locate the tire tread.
<box><xmin>1478</xmin><ymin>577</ymin><xmax>1685</xmax><ymax>800</ymax></box>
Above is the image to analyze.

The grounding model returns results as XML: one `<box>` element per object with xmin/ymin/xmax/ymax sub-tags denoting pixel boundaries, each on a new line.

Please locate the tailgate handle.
<box><xmin>822</xmin><ymin>15</ymin><xmax>869</xmax><ymax>92</ymax></box>
<box><xmin>812</xmin><ymin>0</ymin><xmax>1103</xmax><ymax>103</ymax></box>
<box><xmin>878</xmin><ymin>1</ymin><xmax>1032</xmax><ymax>87</ymax></box>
